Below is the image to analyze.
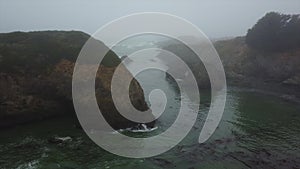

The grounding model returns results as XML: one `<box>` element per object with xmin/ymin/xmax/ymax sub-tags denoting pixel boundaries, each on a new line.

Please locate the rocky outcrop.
<box><xmin>0</xmin><ymin>73</ymin><xmax>66</xmax><ymax>128</ymax></box>
<box><xmin>283</xmin><ymin>74</ymin><xmax>300</xmax><ymax>86</ymax></box>
<box><xmin>214</xmin><ymin>37</ymin><xmax>300</xmax><ymax>98</ymax></box>
<box><xmin>0</xmin><ymin>31</ymin><xmax>154</xmax><ymax>129</ymax></box>
<box><xmin>156</xmin><ymin>41</ymin><xmax>210</xmax><ymax>89</ymax></box>
<box><xmin>215</xmin><ymin>37</ymin><xmax>300</xmax><ymax>83</ymax></box>
<box><xmin>50</xmin><ymin>59</ymin><xmax>154</xmax><ymax>129</ymax></box>
<box><xmin>214</xmin><ymin>12</ymin><xmax>300</xmax><ymax>92</ymax></box>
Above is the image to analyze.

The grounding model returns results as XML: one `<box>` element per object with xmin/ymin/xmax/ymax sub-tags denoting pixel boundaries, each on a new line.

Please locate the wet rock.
<box><xmin>152</xmin><ymin>158</ymin><xmax>175</xmax><ymax>168</ymax></box>
<box><xmin>48</xmin><ymin>136</ymin><xmax>72</xmax><ymax>144</ymax></box>
<box><xmin>282</xmin><ymin>74</ymin><xmax>300</xmax><ymax>86</ymax></box>
<box><xmin>131</xmin><ymin>124</ymin><xmax>148</xmax><ymax>130</ymax></box>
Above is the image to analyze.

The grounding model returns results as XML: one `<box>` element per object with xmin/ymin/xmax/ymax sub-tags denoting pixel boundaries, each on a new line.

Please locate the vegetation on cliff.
<box><xmin>246</xmin><ymin>12</ymin><xmax>300</xmax><ymax>53</ymax></box>
<box><xmin>0</xmin><ymin>31</ymin><xmax>120</xmax><ymax>74</ymax></box>
<box><xmin>0</xmin><ymin>31</ymin><xmax>153</xmax><ymax>129</ymax></box>
<box><xmin>215</xmin><ymin>12</ymin><xmax>300</xmax><ymax>98</ymax></box>
<box><xmin>152</xmin><ymin>12</ymin><xmax>300</xmax><ymax>97</ymax></box>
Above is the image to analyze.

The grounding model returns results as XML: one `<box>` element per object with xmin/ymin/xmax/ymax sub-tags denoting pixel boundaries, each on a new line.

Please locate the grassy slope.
<box><xmin>0</xmin><ymin>31</ymin><xmax>120</xmax><ymax>74</ymax></box>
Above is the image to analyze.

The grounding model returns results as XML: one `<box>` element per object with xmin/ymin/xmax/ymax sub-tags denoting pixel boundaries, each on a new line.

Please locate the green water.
<box><xmin>0</xmin><ymin>70</ymin><xmax>300</xmax><ymax>169</ymax></box>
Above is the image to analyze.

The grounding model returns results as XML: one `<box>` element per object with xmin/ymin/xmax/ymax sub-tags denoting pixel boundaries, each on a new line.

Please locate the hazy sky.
<box><xmin>1</xmin><ymin>0</ymin><xmax>299</xmax><ymax>38</ymax></box>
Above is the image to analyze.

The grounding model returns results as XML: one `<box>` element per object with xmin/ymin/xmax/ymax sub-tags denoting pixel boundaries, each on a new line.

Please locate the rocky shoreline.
<box><xmin>228</xmin><ymin>80</ymin><xmax>300</xmax><ymax>104</ymax></box>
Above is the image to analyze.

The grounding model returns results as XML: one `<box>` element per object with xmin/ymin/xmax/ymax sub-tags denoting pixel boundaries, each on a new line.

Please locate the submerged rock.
<box><xmin>151</xmin><ymin>158</ymin><xmax>175</xmax><ymax>168</ymax></box>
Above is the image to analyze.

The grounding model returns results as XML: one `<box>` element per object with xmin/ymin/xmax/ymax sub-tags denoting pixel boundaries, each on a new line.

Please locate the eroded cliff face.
<box><xmin>215</xmin><ymin>37</ymin><xmax>300</xmax><ymax>85</ymax></box>
<box><xmin>0</xmin><ymin>72</ymin><xmax>68</xmax><ymax>128</ymax></box>
<box><xmin>0</xmin><ymin>31</ymin><xmax>154</xmax><ymax>129</ymax></box>
<box><xmin>214</xmin><ymin>37</ymin><xmax>300</xmax><ymax>98</ymax></box>
<box><xmin>50</xmin><ymin>59</ymin><xmax>154</xmax><ymax>129</ymax></box>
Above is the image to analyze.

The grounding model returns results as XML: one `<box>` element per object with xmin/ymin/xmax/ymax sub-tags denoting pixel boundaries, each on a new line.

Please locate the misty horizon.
<box><xmin>1</xmin><ymin>0</ymin><xmax>300</xmax><ymax>39</ymax></box>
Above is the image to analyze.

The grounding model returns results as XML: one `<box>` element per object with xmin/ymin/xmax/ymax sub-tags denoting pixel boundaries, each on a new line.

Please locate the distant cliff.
<box><xmin>156</xmin><ymin>12</ymin><xmax>300</xmax><ymax>99</ymax></box>
<box><xmin>246</xmin><ymin>12</ymin><xmax>300</xmax><ymax>53</ymax></box>
<box><xmin>215</xmin><ymin>12</ymin><xmax>300</xmax><ymax>92</ymax></box>
<box><xmin>0</xmin><ymin>31</ymin><xmax>154</xmax><ymax>129</ymax></box>
<box><xmin>214</xmin><ymin>36</ymin><xmax>300</xmax><ymax>98</ymax></box>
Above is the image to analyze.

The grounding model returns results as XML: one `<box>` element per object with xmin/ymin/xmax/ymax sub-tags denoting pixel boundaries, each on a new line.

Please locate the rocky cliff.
<box><xmin>0</xmin><ymin>31</ymin><xmax>154</xmax><ymax>129</ymax></box>
<box><xmin>215</xmin><ymin>37</ymin><xmax>300</xmax><ymax>98</ymax></box>
<box><xmin>154</xmin><ymin>36</ymin><xmax>300</xmax><ymax>99</ymax></box>
<box><xmin>214</xmin><ymin>12</ymin><xmax>300</xmax><ymax>96</ymax></box>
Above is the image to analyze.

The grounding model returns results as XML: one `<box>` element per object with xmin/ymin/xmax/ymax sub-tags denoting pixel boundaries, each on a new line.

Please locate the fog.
<box><xmin>1</xmin><ymin>0</ymin><xmax>299</xmax><ymax>38</ymax></box>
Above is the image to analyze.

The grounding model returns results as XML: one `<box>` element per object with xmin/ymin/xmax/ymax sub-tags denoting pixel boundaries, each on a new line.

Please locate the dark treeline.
<box><xmin>246</xmin><ymin>12</ymin><xmax>300</xmax><ymax>53</ymax></box>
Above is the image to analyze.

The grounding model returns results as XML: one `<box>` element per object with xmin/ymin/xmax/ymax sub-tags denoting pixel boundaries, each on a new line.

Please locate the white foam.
<box><xmin>129</xmin><ymin>126</ymin><xmax>158</xmax><ymax>133</ymax></box>
<box><xmin>117</xmin><ymin>124</ymin><xmax>159</xmax><ymax>133</ymax></box>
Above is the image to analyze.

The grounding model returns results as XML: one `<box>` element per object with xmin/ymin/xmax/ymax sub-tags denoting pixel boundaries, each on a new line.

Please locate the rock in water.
<box><xmin>48</xmin><ymin>136</ymin><xmax>72</xmax><ymax>144</ymax></box>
